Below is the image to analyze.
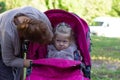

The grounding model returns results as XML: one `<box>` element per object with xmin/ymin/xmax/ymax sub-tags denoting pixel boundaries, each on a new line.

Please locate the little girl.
<box><xmin>47</xmin><ymin>22</ymin><xmax>82</xmax><ymax>61</ymax></box>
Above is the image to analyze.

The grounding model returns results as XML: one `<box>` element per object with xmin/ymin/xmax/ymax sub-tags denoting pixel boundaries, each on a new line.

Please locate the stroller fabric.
<box><xmin>26</xmin><ymin>58</ymin><xmax>89</xmax><ymax>80</ymax></box>
<box><xmin>26</xmin><ymin>9</ymin><xmax>91</xmax><ymax>80</ymax></box>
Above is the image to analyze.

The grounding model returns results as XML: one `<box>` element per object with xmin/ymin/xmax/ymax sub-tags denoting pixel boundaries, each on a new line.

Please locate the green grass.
<box><xmin>91</xmin><ymin>35</ymin><xmax>120</xmax><ymax>80</ymax></box>
<box><xmin>92</xmin><ymin>68</ymin><xmax>120</xmax><ymax>80</ymax></box>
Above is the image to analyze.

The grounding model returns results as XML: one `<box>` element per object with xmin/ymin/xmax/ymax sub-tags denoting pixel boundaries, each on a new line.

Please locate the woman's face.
<box><xmin>54</xmin><ymin>34</ymin><xmax>71</xmax><ymax>51</ymax></box>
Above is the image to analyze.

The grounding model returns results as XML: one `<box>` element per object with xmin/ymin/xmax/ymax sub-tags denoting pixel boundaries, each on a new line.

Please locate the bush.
<box><xmin>0</xmin><ymin>1</ymin><xmax>6</xmax><ymax>13</ymax></box>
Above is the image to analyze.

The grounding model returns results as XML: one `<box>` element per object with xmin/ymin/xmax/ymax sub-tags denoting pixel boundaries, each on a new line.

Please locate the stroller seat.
<box><xmin>26</xmin><ymin>9</ymin><xmax>91</xmax><ymax>80</ymax></box>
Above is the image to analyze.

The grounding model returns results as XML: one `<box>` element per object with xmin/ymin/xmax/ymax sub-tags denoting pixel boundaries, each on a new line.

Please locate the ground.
<box><xmin>92</xmin><ymin>59</ymin><xmax>120</xmax><ymax>71</ymax></box>
<box><xmin>92</xmin><ymin>59</ymin><xmax>120</xmax><ymax>79</ymax></box>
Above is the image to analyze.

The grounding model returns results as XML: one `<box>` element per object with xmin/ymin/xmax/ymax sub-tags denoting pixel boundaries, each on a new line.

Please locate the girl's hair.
<box><xmin>54</xmin><ymin>22</ymin><xmax>74</xmax><ymax>42</ymax></box>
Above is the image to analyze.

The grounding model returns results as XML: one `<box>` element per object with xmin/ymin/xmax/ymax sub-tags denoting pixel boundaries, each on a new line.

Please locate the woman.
<box><xmin>0</xmin><ymin>6</ymin><xmax>53</xmax><ymax>80</ymax></box>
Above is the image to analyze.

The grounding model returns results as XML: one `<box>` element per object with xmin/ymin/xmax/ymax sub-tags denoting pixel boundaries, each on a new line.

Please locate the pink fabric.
<box><xmin>26</xmin><ymin>58</ymin><xmax>89</xmax><ymax>80</ymax></box>
<box><xmin>27</xmin><ymin>42</ymin><xmax>47</xmax><ymax>60</ymax></box>
<box><xmin>45</xmin><ymin>9</ymin><xmax>91</xmax><ymax>66</ymax></box>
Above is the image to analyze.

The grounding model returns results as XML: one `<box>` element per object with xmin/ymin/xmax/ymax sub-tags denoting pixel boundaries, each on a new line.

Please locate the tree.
<box><xmin>44</xmin><ymin>0</ymin><xmax>112</xmax><ymax>24</ymax></box>
<box><xmin>81</xmin><ymin>0</ymin><xmax>112</xmax><ymax>24</ymax></box>
<box><xmin>0</xmin><ymin>1</ymin><xmax>6</xmax><ymax>13</ymax></box>
<box><xmin>110</xmin><ymin>0</ymin><xmax>120</xmax><ymax>17</ymax></box>
<box><xmin>0</xmin><ymin>0</ymin><xmax>119</xmax><ymax>24</ymax></box>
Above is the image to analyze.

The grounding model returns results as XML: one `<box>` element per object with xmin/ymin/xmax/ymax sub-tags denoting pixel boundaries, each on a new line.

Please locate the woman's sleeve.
<box><xmin>1</xmin><ymin>32</ymin><xmax>24</xmax><ymax>67</ymax></box>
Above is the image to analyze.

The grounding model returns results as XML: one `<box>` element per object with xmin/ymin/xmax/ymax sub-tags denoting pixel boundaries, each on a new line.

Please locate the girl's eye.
<box><xmin>63</xmin><ymin>40</ymin><xmax>68</xmax><ymax>43</ymax></box>
<box><xmin>56</xmin><ymin>40</ymin><xmax>60</xmax><ymax>42</ymax></box>
<box><xmin>63</xmin><ymin>41</ymin><xmax>66</xmax><ymax>43</ymax></box>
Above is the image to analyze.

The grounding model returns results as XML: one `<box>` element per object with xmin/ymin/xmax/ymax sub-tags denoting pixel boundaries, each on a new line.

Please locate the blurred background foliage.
<box><xmin>0</xmin><ymin>0</ymin><xmax>120</xmax><ymax>25</ymax></box>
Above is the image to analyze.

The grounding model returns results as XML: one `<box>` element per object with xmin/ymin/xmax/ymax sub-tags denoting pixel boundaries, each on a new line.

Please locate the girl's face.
<box><xmin>54</xmin><ymin>34</ymin><xmax>71</xmax><ymax>51</ymax></box>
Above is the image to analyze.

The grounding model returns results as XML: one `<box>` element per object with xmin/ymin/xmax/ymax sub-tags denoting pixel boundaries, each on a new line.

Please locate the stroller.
<box><xmin>25</xmin><ymin>9</ymin><xmax>91</xmax><ymax>80</ymax></box>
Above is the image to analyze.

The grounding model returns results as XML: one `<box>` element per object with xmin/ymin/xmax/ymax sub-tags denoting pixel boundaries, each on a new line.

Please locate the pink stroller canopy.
<box><xmin>45</xmin><ymin>9</ymin><xmax>91</xmax><ymax>66</ymax></box>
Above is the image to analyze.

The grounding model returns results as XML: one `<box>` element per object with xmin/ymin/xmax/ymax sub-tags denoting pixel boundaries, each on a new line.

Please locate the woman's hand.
<box><xmin>24</xmin><ymin>59</ymin><xmax>32</xmax><ymax>68</ymax></box>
